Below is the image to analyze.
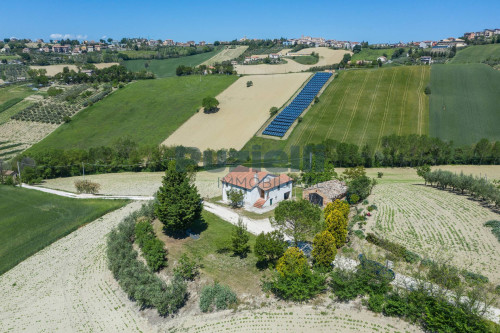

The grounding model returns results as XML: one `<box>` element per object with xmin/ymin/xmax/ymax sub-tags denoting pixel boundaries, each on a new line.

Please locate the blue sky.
<box><xmin>1</xmin><ymin>0</ymin><xmax>499</xmax><ymax>43</ymax></box>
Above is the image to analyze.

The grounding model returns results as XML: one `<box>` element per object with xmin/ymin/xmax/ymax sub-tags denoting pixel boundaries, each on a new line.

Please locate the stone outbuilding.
<box><xmin>302</xmin><ymin>179</ymin><xmax>348</xmax><ymax>207</ymax></box>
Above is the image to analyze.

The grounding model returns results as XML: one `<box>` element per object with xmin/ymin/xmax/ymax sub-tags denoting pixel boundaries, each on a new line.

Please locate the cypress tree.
<box><xmin>155</xmin><ymin>160</ymin><xmax>202</xmax><ymax>234</ymax></box>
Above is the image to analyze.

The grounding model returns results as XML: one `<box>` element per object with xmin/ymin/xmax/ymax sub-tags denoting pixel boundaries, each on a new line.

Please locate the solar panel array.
<box><xmin>263</xmin><ymin>72</ymin><xmax>332</xmax><ymax>137</ymax></box>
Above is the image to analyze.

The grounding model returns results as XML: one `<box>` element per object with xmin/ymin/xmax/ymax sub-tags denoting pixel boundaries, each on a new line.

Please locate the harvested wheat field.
<box><xmin>366</xmin><ymin>182</ymin><xmax>500</xmax><ymax>284</ymax></box>
<box><xmin>0</xmin><ymin>120</ymin><xmax>58</xmax><ymax>149</ymax></box>
<box><xmin>235</xmin><ymin>47</ymin><xmax>351</xmax><ymax>75</ymax></box>
<box><xmin>30</xmin><ymin>63</ymin><xmax>119</xmax><ymax>76</ymax></box>
<box><xmin>201</xmin><ymin>45</ymin><xmax>248</xmax><ymax>66</ymax></box>
<box><xmin>0</xmin><ymin>201</ymin><xmax>155</xmax><ymax>333</ymax></box>
<box><xmin>163</xmin><ymin>73</ymin><xmax>311</xmax><ymax>151</ymax></box>
<box><xmin>159</xmin><ymin>305</ymin><xmax>422</xmax><ymax>332</ymax></box>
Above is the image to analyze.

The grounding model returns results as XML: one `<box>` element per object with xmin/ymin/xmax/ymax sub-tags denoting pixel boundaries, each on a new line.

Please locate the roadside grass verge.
<box><xmin>0</xmin><ymin>186</ymin><xmax>128</xmax><ymax>275</ymax></box>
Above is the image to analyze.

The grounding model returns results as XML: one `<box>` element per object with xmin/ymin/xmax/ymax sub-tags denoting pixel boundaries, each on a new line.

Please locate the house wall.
<box><xmin>262</xmin><ymin>181</ymin><xmax>293</xmax><ymax>208</ymax></box>
<box><xmin>222</xmin><ymin>180</ymin><xmax>293</xmax><ymax>208</ymax></box>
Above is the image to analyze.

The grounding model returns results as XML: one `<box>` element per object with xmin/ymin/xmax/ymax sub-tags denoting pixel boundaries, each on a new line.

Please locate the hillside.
<box><xmin>0</xmin><ymin>186</ymin><xmax>127</xmax><ymax>275</ymax></box>
<box><xmin>123</xmin><ymin>49</ymin><xmax>221</xmax><ymax>77</ymax></box>
<box><xmin>27</xmin><ymin>75</ymin><xmax>237</xmax><ymax>151</ymax></box>
<box><xmin>429</xmin><ymin>63</ymin><xmax>500</xmax><ymax>145</ymax></box>
<box><xmin>450</xmin><ymin>44</ymin><xmax>500</xmax><ymax>63</ymax></box>
<box><xmin>350</xmin><ymin>48</ymin><xmax>397</xmax><ymax>62</ymax></box>
<box><xmin>244</xmin><ymin>66</ymin><xmax>430</xmax><ymax>154</ymax></box>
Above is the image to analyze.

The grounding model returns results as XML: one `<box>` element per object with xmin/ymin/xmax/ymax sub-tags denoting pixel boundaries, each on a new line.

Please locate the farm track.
<box><xmin>342</xmin><ymin>70</ymin><xmax>370</xmax><ymax>142</ymax></box>
<box><xmin>359</xmin><ymin>69</ymin><xmax>384</xmax><ymax>146</ymax></box>
<box><xmin>376</xmin><ymin>69</ymin><xmax>397</xmax><ymax>148</ymax></box>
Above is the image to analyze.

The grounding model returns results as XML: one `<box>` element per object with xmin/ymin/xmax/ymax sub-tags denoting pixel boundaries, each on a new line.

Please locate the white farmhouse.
<box><xmin>221</xmin><ymin>165</ymin><xmax>293</xmax><ymax>209</ymax></box>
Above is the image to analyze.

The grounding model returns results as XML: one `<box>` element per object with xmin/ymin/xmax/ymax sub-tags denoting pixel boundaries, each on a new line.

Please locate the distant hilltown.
<box><xmin>1</xmin><ymin>27</ymin><xmax>499</xmax><ymax>57</ymax></box>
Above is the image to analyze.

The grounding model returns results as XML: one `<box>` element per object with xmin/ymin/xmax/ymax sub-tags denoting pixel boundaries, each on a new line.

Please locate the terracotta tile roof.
<box><xmin>258</xmin><ymin>174</ymin><xmax>293</xmax><ymax>191</ymax></box>
<box><xmin>222</xmin><ymin>166</ymin><xmax>267</xmax><ymax>190</ymax></box>
<box><xmin>222</xmin><ymin>166</ymin><xmax>292</xmax><ymax>191</ymax></box>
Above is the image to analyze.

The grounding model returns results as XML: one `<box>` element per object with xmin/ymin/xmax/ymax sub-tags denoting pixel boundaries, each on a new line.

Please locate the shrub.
<box><xmin>269</xmin><ymin>106</ymin><xmax>278</xmax><ymax>117</ymax></box>
<box><xmin>427</xmin><ymin>262</ymin><xmax>461</xmax><ymax>290</ymax></box>
<box><xmin>246</xmin><ymin>80</ymin><xmax>253</xmax><ymax>87</ymax></box>
<box><xmin>254</xmin><ymin>231</ymin><xmax>287</xmax><ymax>266</ymax></box>
<box><xmin>311</xmin><ymin>230</ymin><xmax>337</xmax><ymax>268</ymax></box>
<box><xmin>366</xmin><ymin>233</ymin><xmax>421</xmax><ymax>263</ymax></box>
<box><xmin>349</xmin><ymin>193</ymin><xmax>360</xmax><ymax>204</ymax></box>
<box><xmin>134</xmin><ymin>219</ymin><xmax>167</xmax><ymax>271</ymax></box>
<box><xmin>354</xmin><ymin>229</ymin><xmax>365</xmax><ymax>239</ymax></box>
<box><xmin>324</xmin><ymin>209</ymin><xmax>348</xmax><ymax>248</ymax></box>
<box><xmin>330</xmin><ymin>265</ymin><xmax>392</xmax><ymax>301</ymax></box>
<box><xmin>227</xmin><ymin>188</ymin><xmax>244</xmax><ymax>208</ymax></box>
<box><xmin>271</xmin><ymin>247</ymin><xmax>326</xmax><ymax>301</ymax></box>
<box><xmin>424</xmin><ymin>85</ymin><xmax>431</xmax><ymax>95</ymax></box>
<box><xmin>231</xmin><ymin>218</ymin><xmax>250</xmax><ymax>257</ymax></box>
<box><xmin>484</xmin><ymin>220</ymin><xmax>500</xmax><ymax>243</ymax></box>
<box><xmin>199</xmin><ymin>282</ymin><xmax>237</xmax><ymax>312</ymax></box>
<box><xmin>202</xmin><ymin>96</ymin><xmax>219</xmax><ymax>113</ymax></box>
<box><xmin>74</xmin><ymin>179</ymin><xmax>101</xmax><ymax>194</ymax></box>
<box><xmin>63</xmin><ymin>115</ymin><xmax>71</xmax><ymax>123</ymax></box>
<box><xmin>461</xmin><ymin>270</ymin><xmax>489</xmax><ymax>284</ymax></box>
<box><xmin>173</xmin><ymin>254</ymin><xmax>200</xmax><ymax>280</ymax></box>
<box><xmin>368</xmin><ymin>293</ymin><xmax>385</xmax><ymax>313</ymax></box>
<box><xmin>377</xmin><ymin>172</ymin><xmax>384</xmax><ymax>178</ymax></box>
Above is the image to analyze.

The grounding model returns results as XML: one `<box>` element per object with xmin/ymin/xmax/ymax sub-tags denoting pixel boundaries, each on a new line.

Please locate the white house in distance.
<box><xmin>221</xmin><ymin>165</ymin><xmax>293</xmax><ymax>209</ymax></box>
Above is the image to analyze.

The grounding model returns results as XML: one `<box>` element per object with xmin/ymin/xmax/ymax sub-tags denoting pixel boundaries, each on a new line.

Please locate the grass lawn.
<box><xmin>429</xmin><ymin>63</ymin><xmax>500</xmax><ymax>145</ymax></box>
<box><xmin>123</xmin><ymin>49</ymin><xmax>221</xmax><ymax>78</ymax></box>
<box><xmin>0</xmin><ymin>186</ymin><xmax>128</xmax><ymax>275</ymax></box>
<box><xmin>450</xmin><ymin>44</ymin><xmax>500</xmax><ymax>64</ymax></box>
<box><xmin>289</xmin><ymin>55</ymin><xmax>318</xmax><ymax>65</ymax></box>
<box><xmin>154</xmin><ymin>210</ymin><xmax>264</xmax><ymax>295</ymax></box>
<box><xmin>350</xmin><ymin>48</ymin><xmax>397</xmax><ymax>62</ymax></box>
<box><xmin>27</xmin><ymin>75</ymin><xmax>238</xmax><ymax>151</ymax></box>
<box><xmin>243</xmin><ymin>66</ymin><xmax>429</xmax><ymax>157</ymax></box>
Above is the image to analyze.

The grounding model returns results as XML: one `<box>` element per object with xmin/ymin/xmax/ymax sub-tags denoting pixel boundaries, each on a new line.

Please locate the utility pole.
<box><xmin>17</xmin><ymin>161</ymin><xmax>22</xmax><ymax>187</ymax></box>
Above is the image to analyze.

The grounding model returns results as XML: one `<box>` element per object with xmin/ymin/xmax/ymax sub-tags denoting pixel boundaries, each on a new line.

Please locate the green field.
<box><xmin>0</xmin><ymin>186</ymin><xmax>127</xmax><ymax>275</ymax></box>
<box><xmin>350</xmin><ymin>48</ymin><xmax>398</xmax><ymax>62</ymax></box>
<box><xmin>28</xmin><ymin>75</ymin><xmax>237</xmax><ymax>151</ymax></box>
<box><xmin>450</xmin><ymin>44</ymin><xmax>500</xmax><ymax>63</ymax></box>
<box><xmin>289</xmin><ymin>55</ymin><xmax>319</xmax><ymax>65</ymax></box>
<box><xmin>244</xmin><ymin>66</ymin><xmax>429</xmax><ymax>154</ymax></box>
<box><xmin>429</xmin><ymin>64</ymin><xmax>500</xmax><ymax>145</ymax></box>
<box><xmin>123</xmin><ymin>49</ymin><xmax>221</xmax><ymax>77</ymax></box>
<box><xmin>0</xmin><ymin>84</ymin><xmax>34</xmax><ymax>104</ymax></box>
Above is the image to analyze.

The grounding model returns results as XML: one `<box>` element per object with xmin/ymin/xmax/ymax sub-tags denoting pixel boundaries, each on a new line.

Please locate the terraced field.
<box><xmin>367</xmin><ymin>183</ymin><xmax>500</xmax><ymax>284</ymax></box>
<box><xmin>450</xmin><ymin>44</ymin><xmax>500</xmax><ymax>64</ymax></box>
<box><xmin>429</xmin><ymin>64</ymin><xmax>500</xmax><ymax>145</ymax></box>
<box><xmin>244</xmin><ymin>66</ymin><xmax>429</xmax><ymax>154</ymax></box>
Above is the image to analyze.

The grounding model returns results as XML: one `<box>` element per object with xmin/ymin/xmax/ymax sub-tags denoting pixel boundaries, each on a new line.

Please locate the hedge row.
<box><xmin>366</xmin><ymin>233</ymin><xmax>421</xmax><ymax>263</ymax></box>
<box><xmin>106</xmin><ymin>202</ymin><xmax>187</xmax><ymax>316</ymax></box>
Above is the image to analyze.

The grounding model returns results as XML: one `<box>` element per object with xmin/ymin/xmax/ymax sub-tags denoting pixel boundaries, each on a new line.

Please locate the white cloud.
<box><xmin>50</xmin><ymin>33</ymin><xmax>88</xmax><ymax>40</ymax></box>
<box><xmin>101</xmin><ymin>35</ymin><xmax>107</xmax><ymax>40</ymax></box>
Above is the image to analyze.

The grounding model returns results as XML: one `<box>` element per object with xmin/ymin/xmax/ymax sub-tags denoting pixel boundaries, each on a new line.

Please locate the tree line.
<box><xmin>417</xmin><ymin>166</ymin><xmax>500</xmax><ymax>207</ymax></box>
<box><xmin>10</xmin><ymin>135</ymin><xmax>500</xmax><ymax>183</ymax></box>
<box><xmin>53</xmin><ymin>64</ymin><xmax>154</xmax><ymax>84</ymax></box>
<box><xmin>176</xmin><ymin>62</ymin><xmax>235</xmax><ymax>76</ymax></box>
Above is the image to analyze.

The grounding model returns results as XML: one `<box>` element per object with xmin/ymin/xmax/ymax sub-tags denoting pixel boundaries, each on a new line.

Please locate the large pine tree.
<box><xmin>155</xmin><ymin>160</ymin><xmax>202</xmax><ymax>234</ymax></box>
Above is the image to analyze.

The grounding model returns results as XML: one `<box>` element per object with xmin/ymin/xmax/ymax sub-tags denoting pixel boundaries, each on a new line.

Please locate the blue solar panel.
<box><xmin>263</xmin><ymin>72</ymin><xmax>332</xmax><ymax>137</ymax></box>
